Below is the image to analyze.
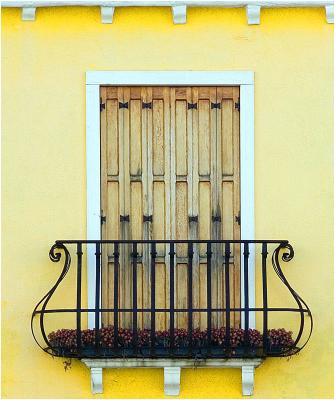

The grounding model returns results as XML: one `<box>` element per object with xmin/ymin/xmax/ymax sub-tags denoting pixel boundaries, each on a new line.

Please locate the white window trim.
<box><xmin>86</xmin><ymin>70</ymin><xmax>255</xmax><ymax>329</ymax></box>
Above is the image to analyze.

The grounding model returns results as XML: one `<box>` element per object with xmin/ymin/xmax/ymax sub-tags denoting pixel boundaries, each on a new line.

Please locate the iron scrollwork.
<box><xmin>271</xmin><ymin>243</ymin><xmax>313</xmax><ymax>356</ymax></box>
<box><xmin>31</xmin><ymin>243</ymin><xmax>71</xmax><ymax>356</ymax></box>
<box><xmin>31</xmin><ymin>239</ymin><xmax>313</xmax><ymax>359</ymax></box>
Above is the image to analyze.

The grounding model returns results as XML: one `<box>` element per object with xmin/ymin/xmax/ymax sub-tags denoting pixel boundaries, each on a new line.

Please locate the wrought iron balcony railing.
<box><xmin>31</xmin><ymin>239</ymin><xmax>312</xmax><ymax>359</ymax></box>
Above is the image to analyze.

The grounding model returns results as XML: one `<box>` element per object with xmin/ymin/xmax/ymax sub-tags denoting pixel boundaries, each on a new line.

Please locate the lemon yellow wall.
<box><xmin>2</xmin><ymin>6</ymin><xmax>333</xmax><ymax>399</ymax></box>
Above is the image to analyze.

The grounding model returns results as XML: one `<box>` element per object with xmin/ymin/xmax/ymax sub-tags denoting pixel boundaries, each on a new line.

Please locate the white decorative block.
<box><xmin>21</xmin><ymin>7</ymin><xmax>36</xmax><ymax>21</ymax></box>
<box><xmin>90</xmin><ymin>367</ymin><xmax>103</xmax><ymax>394</ymax></box>
<box><xmin>164</xmin><ymin>367</ymin><xmax>181</xmax><ymax>396</ymax></box>
<box><xmin>172</xmin><ymin>5</ymin><xmax>187</xmax><ymax>24</ymax></box>
<box><xmin>101</xmin><ymin>6</ymin><xmax>115</xmax><ymax>24</ymax></box>
<box><xmin>242</xmin><ymin>365</ymin><xmax>254</xmax><ymax>396</ymax></box>
<box><xmin>325</xmin><ymin>5</ymin><xmax>334</xmax><ymax>23</ymax></box>
<box><xmin>246</xmin><ymin>5</ymin><xmax>260</xmax><ymax>25</ymax></box>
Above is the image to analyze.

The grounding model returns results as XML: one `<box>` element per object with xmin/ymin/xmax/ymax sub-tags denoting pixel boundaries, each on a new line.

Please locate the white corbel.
<box><xmin>21</xmin><ymin>7</ymin><xmax>36</xmax><ymax>21</ymax></box>
<box><xmin>90</xmin><ymin>367</ymin><xmax>103</xmax><ymax>394</ymax></box>
<box><xmin>246</xmin><ymin>5</ymin><xmax>260</xmax><ymax>24</ymax></box>
<box><xmin>100</xmin><ymin>6</ymin><xmax>114</xmax><ymax>23</ymax></box>
<box><xmin>164</xmin><ymin>367</ymin><xmax>181</xmax><ymax>396</ymax></box>
<box><xmin>325</xmin><ymin>5</ymin><xmax>334</xmax><ymax>23</ymax></box>
<box><xmin>171</xmin><ymin>5</ymin><xmax>187</xmax><ymax>24</ymax></box>
<box><xmin>241</xmin><ymin>365</ymin><xmax>254</xmax><ymax>396</ymax></box>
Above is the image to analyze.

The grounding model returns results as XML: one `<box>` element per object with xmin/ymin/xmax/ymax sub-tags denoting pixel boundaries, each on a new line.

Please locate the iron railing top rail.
<box><xmin>55</xmin><ymin>239</ymin><xmax>289</xmax><ymax>244</ymax></box>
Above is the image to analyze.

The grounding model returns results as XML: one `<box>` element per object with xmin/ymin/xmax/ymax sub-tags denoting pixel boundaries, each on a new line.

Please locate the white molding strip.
<box><xmin>82</xmin><ymin>358</ymin><xmax>263</xmax><ymax>396</ymax></box>
<box><xmin>240</xmin><ymin>83</ymin><xmax>255</xmax><ymax>329</ymax></box>
<box><xmin>3</xmin><ymin>1</ymin><xmax>333</xmax><ymax>7</ymax></box>
<box><xmin>86</xmin><ymin>83</ymin><xmax>101</xmax><ymax>329</ymax></box>
<box><xmin>86</xmin><ymin>71</ymin><xmax>254</xmax><ymax>85</ymax></box>
<box><xmin>3</xmin><ymin>1</ymin><xmax>333</xmax><ymax>24</ymax></box>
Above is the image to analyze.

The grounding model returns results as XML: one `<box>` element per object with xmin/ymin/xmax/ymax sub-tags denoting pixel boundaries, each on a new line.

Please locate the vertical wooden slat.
<box><xmin>199</xmin><ymin>263</ymin><xmax>207</xmax><ymax>330</ymax></box>
<box><xmin>153</xmin><ymin>99</ymin><xmax>165</xmax><ymax>176</ymax></box>
<box><xmin>186</xmin><ymin>86</ymin><xmax>193</xmax><ymax>221</ymax></box>
<box><xmin>191</xmin><ymin>87</ymin><xmax>200</xmax><ymax>328</ymax></box>
<box><xmin>222</xmin><ymin>99</ymin><xmax>234</xmax><ymax>176</ymax></box>
<box><xmin>232</xmin><ymin>86</ymin><xmax>241</xmax><ymax>327</ymax></box>
<box><xmin>199</xmin><ymin>181</ymin><xmax>211</xmax><ymax>328</ymax></box>
<box><xmin>123</xmin><ymin>87</ymin><xmax>131</xmax><ymax>328</ymax></box>
<box><xmin>141</xmin><ymin>87</ymin><xmax>150</xmax><ymax>328</ymax></box>
<box><xmin>222</xmin><ymin>181</ymin><xmax>234</xmax><ymax>325</ymax></box>
<box><xmin>170</xmin><ymin>88</ymin><xmax>177</xmax><ymax>331</ymax></box>
<box><xmin>153</xmin><ymin>183</ymin><xmax>165</xmax><ymax>250</ymax></box>
<box><xmin>176</xmin><ymin>182</ymin><xmax>188</xmax><ymax>328</ymax></box>
<box><xmin>130</xmin><ymin>99</ymin><xmax>142</xmax><ymax>176</ymax></box>
<box><xmin>147</xmin><ymin>87</ymin><xmax>154</xmax><ymax>328</ymax></box>
<box><xmin>107</xmin><ymin>99</ymin><xmax>119</xmax><ymax>176</ymax></box>
<box><xmin>107</xmin><ymin>183</ymin><xmax>119</xmax><ymax>322</ymax></box>
<box><xmin>156</xmin><ymin>263</ymin><xmax>166</xmax><ymax>330</ymax></box>
<box><xmin>100</xmin><ymin>87</ymin><xmax>109</xmax><ymax>326</ymax></box>
<box><xmin>131</xmin><ymin>181</ymin><xmax>143</xmax><ymax>327</ymax></box>
<box><xmin>198</xmin><ymin>99</ymin><xmax>211</xmax><ymax>176</ymax></box>
<box><xmin>209</xmin><ymin>87</ymin><xmax>218</xmax><ymax>328</ymax></box>
<box><xmin>216</xmin><ymin>88</ymin><xmax>224</xmax><ymax>328</ymax></box>
<box><xmin>116</xmin><ymin>87</ymin><xmax>125</xmax><ymax>328</ymax></box>
<box><xmin>175</xmin><ymin>100</ymin><xmax>187</xmax><ymax>177</ymax></box>
<box><xmin>164</xmin><ymin>87</ymin><xmax>171</xmax><ymax>331</ymax></box>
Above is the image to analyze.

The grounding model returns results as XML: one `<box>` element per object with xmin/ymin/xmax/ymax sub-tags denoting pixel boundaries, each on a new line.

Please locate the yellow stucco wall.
<box><xmin>1</xmin><ymin>6</ymin><xmax>333</xmax><ymax>399</ymax></box>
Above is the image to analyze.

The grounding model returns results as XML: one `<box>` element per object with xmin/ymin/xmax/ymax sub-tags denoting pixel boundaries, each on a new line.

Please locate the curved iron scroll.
<box><xmin>31</xmin><ymin>243</ymin><xmax>71</xmax><ymax>356</ymax></box>
<box><xmin>31</xmin><ymin>239</ymin><xmax>313</xmax><ymax>359</ymax></box>
<box><xmin>271</xmin><ymin>243</ymin><xmax>313</xmax><ymax>356</ymax></box>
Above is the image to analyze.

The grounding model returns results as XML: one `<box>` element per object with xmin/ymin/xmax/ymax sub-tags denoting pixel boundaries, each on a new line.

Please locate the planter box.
<box><xmin>51</xmin><ymin>344</ymin><xmax>266</xmax><ymax>359</ymax></box>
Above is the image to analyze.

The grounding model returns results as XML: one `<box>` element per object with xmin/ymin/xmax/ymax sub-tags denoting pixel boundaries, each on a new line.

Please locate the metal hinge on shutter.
<box><xmin>100</xmin><ymin>98</ymin><xmax>105</xmax><ymax>112</ymax></box>
<box><xmin>142</xmin><ymin>102</ymin><xmax>152</xmax><ymax>109</ymax></box>
<box><xmin>235</xmin><ymin>211</ymin><xmax>241</xmax><ymax>225</ymax></box>
<box><xmin>100</xmin><ymin>213</ymin><xmax>106</xmax><ymax>225</ymax></box>
<box><xmin>235</xmin><ymin>98</ymin><xmax>240</xmax><ymax>112</ymax></box>
<box><xmin>119</xmin><ymin>102</ymin><xmax>129</xmax><ymax>109</ymax></box>
<box><xmin>187</xmin><ymin>103</ymin><xmax>197</xmax><ymax>109</ymax></box>
<box><xmin>211</xmin><ymin>102</ymin><xmax>221</xmax><ymax>109</ymax></box>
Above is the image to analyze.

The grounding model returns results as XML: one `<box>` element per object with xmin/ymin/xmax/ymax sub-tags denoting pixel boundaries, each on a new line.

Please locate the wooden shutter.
<box><xmin>100</xmin><ymin>86</ymin><xmax>240</xmax><ymax>330</ymax></box>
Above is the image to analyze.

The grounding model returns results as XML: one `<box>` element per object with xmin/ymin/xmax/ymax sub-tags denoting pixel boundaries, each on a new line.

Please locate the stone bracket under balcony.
<box><xmin>82</xmin><ymin>358</ymin><xmax>263</xmax><ymax>396</ymax></box>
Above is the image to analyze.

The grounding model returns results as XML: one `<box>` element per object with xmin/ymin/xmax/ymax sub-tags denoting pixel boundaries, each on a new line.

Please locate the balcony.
<box><xmin>31</xmin><ymin>239</ymin><xmax>312</xmax><ymax>395</ymax></box>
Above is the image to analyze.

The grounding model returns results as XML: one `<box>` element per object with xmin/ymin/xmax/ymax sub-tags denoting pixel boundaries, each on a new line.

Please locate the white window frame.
<box><xmin>86</xmin><ymin>71</ymin><xmax>255</xmax><ymax>329</ymax></box>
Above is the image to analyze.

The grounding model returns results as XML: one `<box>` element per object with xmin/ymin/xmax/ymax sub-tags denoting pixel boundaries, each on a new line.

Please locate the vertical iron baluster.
<box><xmin>206</xmin><ymin>242</ymin><xmax>212</xmax><ymax>355</ymax></box>
<box><xmin>95</xmin><ymin>242</ymin><xmax>101</xmax><ymax>350</ymax></box>
<box><xmin>169</xmin><ymin>243</ymin><xmax>175</xmax><ymax>354</ymax></box>
<box><xmin>132</xmin><ymin>243</ymin><xmax>138</xmax><ymax>353</ymax></box>
<box><xmin>76</xmin><ymin>243</ymin><xmax>83</xmax><ymax>353</ymax></box>
<box><xmin>113</xmin><ymin>243</ymin><xmax>120</xmax><ymax>352</ymax></box>
<box><xmin>150</xmin><ymin>242</ymin><xmax>157</xmax><ymax>355</ymax></box>
<box><xmin>224</xmin><ymin>242</ymin><xmax>231</xmax><ymax>352</ymax></box>
<box><xmin>243</xmin><ymin>242</ymin><xmax>250</xmax><ymax>353</ymax></box>
<box><xmin>188</xmin><ymin>242</ymin><xmax>193</xmax><ymax>354</ymax></box>
<box><xmin>262</xmin><ymin>242</ymin><xmax>268</xmax><ymax>355</ymax></box>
